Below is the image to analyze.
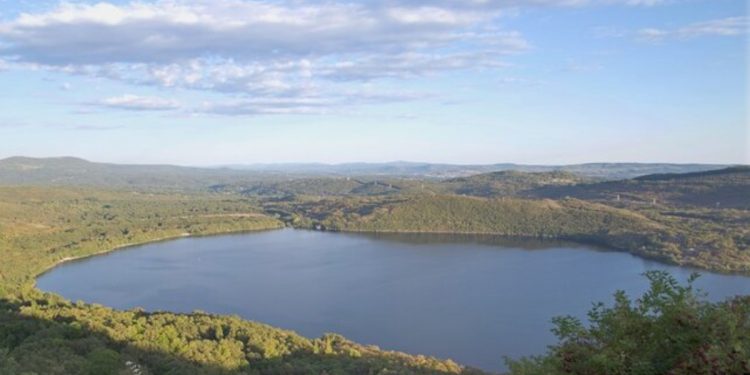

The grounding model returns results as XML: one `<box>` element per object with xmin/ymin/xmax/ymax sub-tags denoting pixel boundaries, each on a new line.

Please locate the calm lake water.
<box><xmin>37</xmin><ymin>229</ymin><xmax>750</xmax><ymax>372</ymax></box>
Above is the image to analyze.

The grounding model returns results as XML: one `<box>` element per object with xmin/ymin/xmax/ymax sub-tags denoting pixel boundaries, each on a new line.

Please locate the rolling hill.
<box><xmin>442</xmin><ymin>170</ymin><xmax>590</xmax><ymax>197</ymax></box>
<box><xmin>0</xmin><ymin>157</ymin><xmax>731</xmax><ymax>190</ymax></box>
<box><xmin>529</xmin><ymin>166</ymin><xmax>750</xmax><ymax>209</ymax></box>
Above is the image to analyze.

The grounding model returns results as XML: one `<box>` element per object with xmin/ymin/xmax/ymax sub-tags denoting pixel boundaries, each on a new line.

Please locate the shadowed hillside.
<box><xmin>443</xmin><ymin>170</ymin><xmax>590</xmax><ymax>197</ymax></box>
<box><xmin>0</xmin><ymin>157</ymin><xmax>275</xmax><ymax>191</ymax></box>
<box><xmin>1</xmin><ymin>293</ymin><xmax>481</xmax><ymax>375</ymax></box>
<box><xmin>528</xmin><ymin>166</ymin><xmax>750</xmax><ymax>209</ymax></box>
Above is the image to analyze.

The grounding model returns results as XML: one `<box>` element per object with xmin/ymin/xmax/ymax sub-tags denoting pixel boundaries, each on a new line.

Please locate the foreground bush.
<box><xmin>507</xmin><ymin>271</ymin><xmax>750</xmax><ymax>375</ymax></box>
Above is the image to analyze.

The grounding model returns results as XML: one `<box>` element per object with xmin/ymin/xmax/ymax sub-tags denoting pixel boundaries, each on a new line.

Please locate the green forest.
<box><xmin>291</xmin><ymin>194</ymin><xmax>750</xmax><ymax>274</ymax></box>
<box><xmin>262</xmin><ymin>166</ymin><xmax>750</xmax><ymax>274</ymax></box>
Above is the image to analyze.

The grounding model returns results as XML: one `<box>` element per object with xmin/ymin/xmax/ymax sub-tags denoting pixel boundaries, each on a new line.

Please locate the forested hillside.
<box><xmin>0</xmin><ymin>157</ymin><xmax>730</xmax><ymax>189</ymax></box>
<box><xmin>0</xmin><ymin>187</ymin><xmax>283</xmax><ymax>294</ymax></box>
<box><xmin>0</xmin><ymin>157</ymin><xmax>273</xmax><ymax>191</ymax></box>
<box><xmin>270</xmin><ymin>194</ymin><xmax>748</xmax><ymax>273</ymax></box>
<box><xmin>528</xmin><ymin>166</ymin><xmax>750</xmax><ymax>209</ymax></box>
<box><xmin>442</xmin><ymin>171</ymin><xmax>590</xmax><ymax>197</ymax></box>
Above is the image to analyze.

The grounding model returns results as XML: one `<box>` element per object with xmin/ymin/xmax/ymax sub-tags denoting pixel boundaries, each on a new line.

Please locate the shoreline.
<box><xmin>31</xmin><ymin>225</ymin><xmax>750</xmax><ymax>290</ymax></box>
<box><xmin>317</xmin><ymin>227</ymin><xmax>750</xmax><ymax>277</ymax></box>
<box><xmin>32</xmin><ymin>226</ymin><xmax>285</xmax><ymax>286</ymax></box>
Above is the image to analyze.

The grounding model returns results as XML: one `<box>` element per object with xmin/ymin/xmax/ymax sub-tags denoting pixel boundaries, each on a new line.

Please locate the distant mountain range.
<box><xmin>226</xmin><ymin>161</ymin><xmax>727</xmax><ymax>179</ymax></box>
<box><xmin>214</xmin><ymin>160</ymin><xmax>731</xmax><ymax>179</ymax></box>
<box><xmin>0</xmin><ymin>156</ymin><xmax>266</xmax><ymax>190</ymax></box>
<box><xmin>0</xmin><ymin>156</ymin><xmax>738</xmax><ymax>190</ymax></box>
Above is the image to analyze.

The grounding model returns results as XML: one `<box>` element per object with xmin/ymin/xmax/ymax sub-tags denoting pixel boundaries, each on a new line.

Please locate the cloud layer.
<box><xmin>0</xmin><ymin>0</ymin><xmax>537</xmax><ymax>113</ymax></box>
<box><xmin>637</xmin><ymin>17</ymin><xmax>748</xmax><ymax>41</ymax></box>
<box><xmin>1</xmin><ymin>2</ymin><xmax>506</xmax><ymax>65</ymax></box>
<box><xmin>0</xmin><ymin>0</ymin><xmax>724</xmax><ymax>115</ymax></box>
<box><xmin>97</xmin><ymin>94</ymin><xmax>181</xmax><ymax>111</ymax></box>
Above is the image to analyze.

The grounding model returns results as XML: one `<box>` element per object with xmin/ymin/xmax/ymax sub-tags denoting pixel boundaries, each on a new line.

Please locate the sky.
<box><xmin>0</xmin><ymin>0</ymin><xmax>747</xmax><ymax>166</ymax></box>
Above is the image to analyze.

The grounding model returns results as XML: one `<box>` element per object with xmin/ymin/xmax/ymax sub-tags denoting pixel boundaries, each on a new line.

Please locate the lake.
<box><xmin>37</xmin><ymin>229</ymin><xmax>750</xmax><ymax>372</ymax></box>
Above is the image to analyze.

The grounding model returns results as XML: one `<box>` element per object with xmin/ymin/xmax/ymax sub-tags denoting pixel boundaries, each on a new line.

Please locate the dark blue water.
<box><xmin>37</xmin><ymin>229</ymin><xmax>750</xmax><ymax>372</ymax></box>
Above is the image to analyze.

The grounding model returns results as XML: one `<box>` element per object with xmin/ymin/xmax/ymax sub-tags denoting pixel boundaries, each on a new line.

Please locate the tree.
<box><xmin>507</xmin><ymin>271</ymin><xmax>750</xmax><ymax>375</ymax></box>
<box><xmin>84</xmin><ymin>348</ymin><xmax>121</xmax><ymax>375</ymax></box>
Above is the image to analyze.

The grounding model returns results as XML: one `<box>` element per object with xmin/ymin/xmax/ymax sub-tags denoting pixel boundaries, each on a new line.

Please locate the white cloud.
<box><xmin>637</xmin><ymin>17</ymin><xmax>748</xmax><ymax>41</ymax></box>
<box><xmin>0</xmin><ymin>1</ymin><xmax>499</xmax><ymax>66</ymax></box>
<box><xmin>198</xmin><ymin>97</ymin><xmax>336</xmax><ymax>116</ymax></box>
<box><xmin>97</xmin><ymin>94</ymin><xmax>181</xmax><ymax>111</ymax></box>
<box><xmin>387</xmin><ymin>6</ymin><xmax>482</xmax><ymax>25</ymax></box>
<box><xmin>391</xmin><ymin>0</ymin><xmax>673</xmax><ymax>8</ymax></box>
<box><xmin>0</xmin><ymin>0</ymin><xmax>680</xmax><ymax>115</ymax></box>
<box><xmin>0</xmin><ymin>1</ymin><xmax>525</xmax><ymax>100</ymax></box>
<box><xmin>319</xmin><ymin>50</ymin><xmax>516</xmax><ymax>81</ymax></box>
<box><xmin>197</xmin><ymin>89</ymin><xmax>429</xmax><ymax>116</ymax></box>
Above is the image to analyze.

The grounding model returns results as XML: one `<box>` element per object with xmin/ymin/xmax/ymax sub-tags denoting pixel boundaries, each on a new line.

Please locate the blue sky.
<box><xmin>0</xmin><ymin>0</ymin><xmax>746</xmax><ymax>165</ymax></box>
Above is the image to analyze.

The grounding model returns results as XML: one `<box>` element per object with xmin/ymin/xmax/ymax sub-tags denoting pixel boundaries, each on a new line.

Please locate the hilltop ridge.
<box><xmin>0</xmin><ymin>156</ymin><xmax>734</xmax><ymax>188</ymax></box>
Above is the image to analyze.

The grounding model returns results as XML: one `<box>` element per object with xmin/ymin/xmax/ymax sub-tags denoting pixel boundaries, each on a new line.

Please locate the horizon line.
<box><xmin>1</xmin><ymin>155</ymin><xmax>744</xmax><ymax>169</ymax></box>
